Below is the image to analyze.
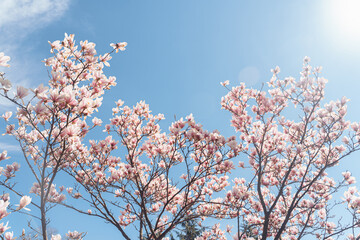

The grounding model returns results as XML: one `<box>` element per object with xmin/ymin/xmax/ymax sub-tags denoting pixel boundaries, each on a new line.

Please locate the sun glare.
<box><xmin>328</xmin><ymin>0</ymin><xmax>360</xmax><ymax>42</ymax></box>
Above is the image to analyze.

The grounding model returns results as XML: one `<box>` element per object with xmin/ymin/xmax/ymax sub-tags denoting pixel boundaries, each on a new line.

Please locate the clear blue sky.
<box><xmin>1</xmin><ymin>0</ymin><xmax>360</xmax><ymax>239</ymax></box>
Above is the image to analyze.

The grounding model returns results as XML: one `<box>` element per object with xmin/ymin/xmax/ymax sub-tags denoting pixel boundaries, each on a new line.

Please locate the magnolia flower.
<box><xmin>33</xmin><ymin>102</ymin><xmax>49</xmax><ymax>116</ymax></box>
<box><xmin>66</xmin><ymin>230</ymin><xmax>82</xmax><ymax>239</ymax></box>
<box><xmin>227</xmin><ymin>140</ymin><xmax>237</xmax><ymax>150</ymax></box>
<box><xmin>116</xmin><ymin>99</ymin><xmax>124</xmax><ymax>107</ymax></box>
<box><xmin>271</xmin><ymin>66</ymin><xmax>280</xmax><ymax>75</ymax></box>
<box><xmin>48</xmin><ymin>40</ymin><xmax>61</xmax><ymax>52</ymax></box>
<box><xmin>0</xmin><ymin>53</ymin><xmax>10</xmax><ymax>67</ymax></box>
<box><xmin>318</xmin><ymin>208</ymin><xmax>326</xmax><ymax>219</ymax></box>
<box><xmin>33</xmin><ymin>83</ymin><xmax>48</xmax><ymax>97</ymax></box>
<box><xmin>342</xmin><ymin>136</ymin><xmax>350</xmax><ymax>145</ymax></box>
<box><xmin>4</xmin><ymin>231</ymin><xmax>13</xmax><ymax>240</ymax></box>
<box><xmin>0</xmin><ymin>78</ymin><xmax>11</xmax><ymax>91</ymax></box>
<box><xmin>347</xmin><ymin>177</ymin><xmax>356</xmax><ymax>185</ymax></box>
<box><xmin>220</xmin><ymin>80</ymin><xmax>230</xmax><ymax>87</ymax></box>
<box><xmin>303</xmin><ymin>56</ymin><xmax>311</xmax><ymax>63</ymax></box>
<box><xmin>0</xmin><ymin>151</ymin><xmax>10</xmax><ymax>161</ymax></box>
<box><xmin>16</xmin><ymin>196</ymin><xmax>31</xmax><ymax>211</ymax></box>
<box><xmin>110</xmin><ymin>42</ymin><xmax>127</xmax><ymax>53</ymax></box>
<box><xmin>62</xmin><ymin>125</ymin><xmax>80</xmax><ymax>138</ymax></box>
<box><xmin>15</xmin><ymin>86</ymin><xmax>29</xmax><ymax>99</ymax></box>
<box><xmin>66</xmin><ymin>187</ymin><xmax>73</xmax><ymax>194</ymax></box>
<box><xmin>51</xmin><ymin>234</ymin><xmax>62</xmax><ymax>240</ymax></box>
<box><xmin>92</xmin><ymin>117</ymin><xmax>103</xmax><ymax>126</ymax></box>
<box><xmin>0</xmin><ymin>222</ymin><xmax>10</xmax><ymax>234</ymax></box>
<box><xmin>99</xmin><ymin>54</ymin><xmax>112</xmax><ymax>67</ymax></box>
<box><xmin>0</xmin><ymin>200</ymin><xmax>9</xmax><ymax>220</ymax></box>
<box><xmin>343</xmin><ymin>171</ymin><xmax>352</xmax><ymax>180</ymax></box>
<box><xmin>1</xmin><ymin>112</ymin><xmax>12</xmax><ymax>121</ymax></box>
<box><xmin>314</xmin><ymin>66</ymin><xmax>323</xmax><ymax>73</ymax></box>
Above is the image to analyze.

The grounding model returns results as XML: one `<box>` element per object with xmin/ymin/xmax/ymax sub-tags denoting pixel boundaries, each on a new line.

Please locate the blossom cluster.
<box><xmin>1</xmin><ymin>36</ymin><xmax>360</xmax><ymax>240</ymax></box>
<box><xmin>0</xmin><ymin>35</ymin><xmax>126</xmax><ymax>239</ymax></box>
<box><xmin>59</xmin><ymin>98</ymin><xmax>241</xmax><ymax>239</ymax></box>
<box><xmin>216</xmin><ymin>57</ymin><xmax>360</xmax><ymax>239</ymax></box>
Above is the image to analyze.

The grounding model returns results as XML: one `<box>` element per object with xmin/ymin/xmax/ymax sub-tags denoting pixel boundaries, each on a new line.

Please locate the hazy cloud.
<box><xmin>0</xmin><ymin>0</ymin><xmax>70</xmax><ymax>39</ymax></box>
<box><xmin>0</xmin><ymin>142</ymin><xmax>21</xmax><ymax>152</ymax></box>
<box><xmin>0</xmin><ymin>0</ymin><xmax>71</xmax><ymax>109</ymax></box>
<box><xmin>238</xmin><ymin>66</ymin><xmax>260</xmax><ymax>86</ymax></box>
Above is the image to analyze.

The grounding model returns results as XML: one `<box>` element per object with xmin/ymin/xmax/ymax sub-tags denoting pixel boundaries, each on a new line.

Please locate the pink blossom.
<box><xmin>0</xmin><ymin>78</ymin><xmax>11</xmax><ymax>91</ymax></box>
<box><xmin>51</xmin><ymin>234</ymin><xmax>62</xmax><ymax>240</ymax></box>
<box><xmin>1</xmin><ymin>112</ymin><xmax>12</xmax><ymax>121</ymax></box>
<box><xmin>66</xmin><ymin>230</ymin><xmax>82</xmax><ymax>239</ymax></box>
<box><xmin>92</xmin><ymin>117</ymin><xmax>103</xmax><ymax>126</ymax></box>
<box><xmin>0</xmin><ymin>53</ymin><xmax>10</xmax><ymax>67</ymax></box>
<box><xmin>0</xmin><ymin>151</ymin><xmax>9</xmax><ymax>161</ymax></box>
<box><xmin>15</xmin><ymin>86</ymin><xmax>29</xmax><ymax>99</ymax></box>
<box><xmin>16</xmin><ymin>196</ymin><xmax>31</xmax><ymax>210</ymax></box>
<box><xmin>343</xmin><ymin>172</ymin><xmax>351</xmax><ymax>180</ymax></box>
<box><xmin>33</xmin><ymin>83</ymin><xmax>48</xmax><ymax>97</ymax></box>
<box><xmin>220</xmin><ymin>80</ymin><xmax>230</xmax><ymax>87</ymax></box>
<box><xmin>0</xmin><ymin>222</ymin><xmax>10</xmax><ymax>234</ymax></box>
<box><xmin>4</xmin><ymin>231</ymin><xmax>13</xmax><ymax>240</ymax></box>
<box><xmin>110</xmin><ymin>42</ymin><xmax>127</xmax><ymax>52</ymax></box>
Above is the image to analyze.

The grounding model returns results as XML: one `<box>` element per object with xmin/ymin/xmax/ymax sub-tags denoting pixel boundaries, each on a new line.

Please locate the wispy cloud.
<box><xmin>0</xmin><ymin>0</ymin><xmax>70</xmax><ymax>41</ymax></box>
<box><xmin>0</xmin><ymin>142</ymin><xmax>21</xmax><ymax>152</ymax></box>
<box><xmin>0</xmin><ymin>0</ymin><xmax>71</xmax><ymax>109</ymax></box>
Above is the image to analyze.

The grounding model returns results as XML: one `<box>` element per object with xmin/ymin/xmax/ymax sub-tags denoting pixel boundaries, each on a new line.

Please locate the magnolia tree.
<box><xmin>212</xmin><ymin>60</ymin><xmax>360</xmax><ymax>240</ymax></box>
<box><xmin>0</xmin><ymin>35</ymin><xmax>359</xmax><ymax>240</ymax></box>
<box><xmin>60</xmin><ymin>101</ymin><xmax>238</xmax><ymax>240</ymax></box>
<box><xmin>0</xmin><ymin>34</ymin><xmax>126</xmax><ymax>239</ymax></box>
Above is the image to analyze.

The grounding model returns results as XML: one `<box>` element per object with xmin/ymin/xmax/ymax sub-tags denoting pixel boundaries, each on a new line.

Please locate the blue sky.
<box><xmin>1</xmin><ymin>0</ymin><xmax>360</xmax><ymax>238</ymax></box>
